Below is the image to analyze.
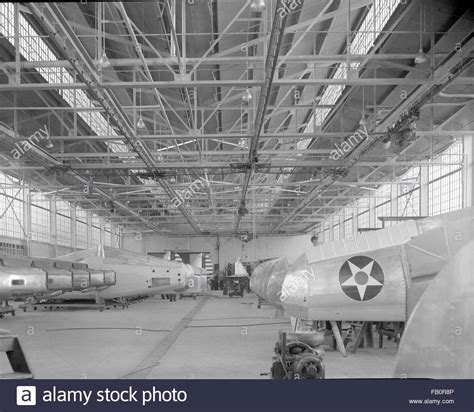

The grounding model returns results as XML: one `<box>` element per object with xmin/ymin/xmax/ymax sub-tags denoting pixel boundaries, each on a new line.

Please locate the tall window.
<box><xmin>429</xmin><ymin>142</ymin><xmax>463</xmax><ymax>216</ymax></box>
<box><xmin>31</xmin><ymin>193</ymin><xmax>50</xmax><ymax>243</ymax></box>
<box><xmin>76</xmin><ymin>209</ymin><xmax>88</xmax><ymax>249</ymax></box>
<box><xmin>0</xmin><ymin>173</ymin><xmax>24</xmax><ymax>239</ymax></box>
<box><xmin>344</xmin><ymin>211</ymin><xmax>353</xmax><ymax>239</ymax></box>
<box><xmin>91</xmin><ymin>216</ymin><xmax>101</xmax><ymax>246</ymax></box>
<box><xmin>374</xmin><ymin>185</ymin><xmax>392</xmax><ymax>227</ymax></box>
<box><xmin>56</xmin><ymin>201</ymin><xmax>71</xmax><ymax>247</ymax></box>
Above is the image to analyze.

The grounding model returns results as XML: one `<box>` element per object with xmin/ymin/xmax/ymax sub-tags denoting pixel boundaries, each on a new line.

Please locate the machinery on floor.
<box><xmin>270</xmin><ymin>331</ymin><xmax>325</xmax><ymax>380</ymax></box>
<box><xmin>251</xmin><ymin>208</ymin><xmax>474</xmax><ymax>379</ymax></box>
<box><xmin>223</xmin><ymin>259</ymin><xmax>250</xmax><ymax>298</ymax></box>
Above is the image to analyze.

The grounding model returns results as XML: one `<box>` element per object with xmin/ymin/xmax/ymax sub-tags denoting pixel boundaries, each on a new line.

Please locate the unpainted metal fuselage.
<box><xmin>251</xmin><ymin>207</ymin><xmax>474</xmax><ymax>322</ymax></box>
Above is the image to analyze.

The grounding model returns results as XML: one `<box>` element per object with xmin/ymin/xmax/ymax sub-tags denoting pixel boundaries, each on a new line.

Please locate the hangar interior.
<box><xmin>0</xmin><ymin>0</ymin><xmax>473</xmax><ymax>379</ymax></box>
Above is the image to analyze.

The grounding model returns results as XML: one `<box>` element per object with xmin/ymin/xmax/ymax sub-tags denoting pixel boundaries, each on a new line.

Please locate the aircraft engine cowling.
<box><xmin>0</xmin><ymin>267</ymin><xmax>48</xmax><ymax>297</ymax></box>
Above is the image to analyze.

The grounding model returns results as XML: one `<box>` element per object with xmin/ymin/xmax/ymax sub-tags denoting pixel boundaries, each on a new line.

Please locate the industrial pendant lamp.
<box><xmin>250</xmin><ymin>0</ymin><xmax>266</xmax><ymax>12</ymax></box>
<box><xmin>136</xmin><ymin>116</ymin><xmax>146</xmax><ymax>129</ymax></box>
<box><xmin>136</xmin><ymin>89</ymin><xmax>146</xmax><ymax>129</ymax></box>
<box><xmin>242</xmin><ymin>88</ymin><xmax>253</xmax><ymax>103</ymax></box>
<box><xmin>414</xmin><ymin>4</ymin><xmax>428</xmax><ymax>65</ymax></box>
<box><xmin>414</xmin><ymin>48</ymin><xmax>428</xmax><ymax>65</ymax></box>
<box><xmin>98</xmin><ymin>51</ymin><xmax>111</xmax><ymax>68</ymax></box>
<box><xmin>98</xmin><ymin>3</ymin><xmax>111</xmax><ymax>69</ymax></box>
<box><xmin>359</xmin><ymin>86</ymin><xmax>368</xmax><ymax>126</ymax></box>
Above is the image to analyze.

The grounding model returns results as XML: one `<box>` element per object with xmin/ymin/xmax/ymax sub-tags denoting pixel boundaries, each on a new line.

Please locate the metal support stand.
<box><xmin>330</xmin><ymin>321</ymin><xmax>347</xmax><ymax>357</ymax></box>
<box><xmin>0</xmin><ymin>329</ymin><xmax>33</xmax><ymax>379</ymax></box>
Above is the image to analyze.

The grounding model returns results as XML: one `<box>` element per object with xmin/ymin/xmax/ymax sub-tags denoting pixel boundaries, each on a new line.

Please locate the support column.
<box><xmin>352</xmin><ymin>211</ymin><xmax>358</xmax><ymax>239</ymax></box>
<box><xmin>390</xmin><ymin>184</ymin><xmax>398</xmax><ymax>222</ymax></box>
<box><xmin>464</xmin><ymin>136</ymin><xmax>474</xmax><ymax>207</ymax></box>
<box><xmin>87</xmin><ymin>212</ymin><xmax>92</xmax><ymax>248</ymax></box>
<box><xmin>49</xmin><ymin>197</ymin><xmax>57</xmax><ymax>257</ymax></box>
<box><xmin>24</xmin><ymin>190</ymin><xmax>31</xmax><ymax>256</ymax></box>
<box><xmin>420</xmin><ymin>165</ymin><xmax>430</xmax><ymax>216</ymax></box>
<box><xmin>99</xmin><ymin>216</ymin><xmax>105</xmax><ymax>246</ymax></box>
<box><xmin>70</xmin><ymin>205</ymin><xmax>77</xmax><ymax>251</ymax></box>
<box><xmin>369</xmin><ymin>197</ymin><xmax>377</xmax><ymax>228</ymax></box>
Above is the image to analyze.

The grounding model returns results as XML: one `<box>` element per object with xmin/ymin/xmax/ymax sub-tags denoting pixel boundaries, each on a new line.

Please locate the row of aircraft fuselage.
<box><xmin>0</xmin><ymin>246</ymin><xmax>209</xmax><ymax>305</ymax></box>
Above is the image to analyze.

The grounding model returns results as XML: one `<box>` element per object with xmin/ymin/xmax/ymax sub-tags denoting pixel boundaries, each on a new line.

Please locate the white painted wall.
<box><xmin>122</xmin><ymin>233</ymin><xmax>313</xmax><ymax>270</ymax></box>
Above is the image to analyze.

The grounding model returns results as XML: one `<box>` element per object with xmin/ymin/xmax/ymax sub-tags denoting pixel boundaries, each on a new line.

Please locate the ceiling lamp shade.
<box><xmin>242</xmin><ymin>88</ymin><xmax>253</xmax><ymax>103</ymax></box>
<box><xmin>250</xmin><ymin>0</ymin><xmax>266</xmax><ymax>12</ymax></box>
<box><xmin>98</xmin><ymin>51</ymin><xmax>111</xmax><ymax>68</ymax></box>
<box><xmin>414</xmin><ymin>48</ymin><xmax>428</xmax><ymax>64</ymax></box>
<box><xmin>359</xmin><ymin>113</ymin><xmax>369</xmax><ymax>126</ymax></box>
<box><xmin>136</xmin><ymin>116</ymin><xmax>146</xmax><ymax>129</ymax></box>
<box><xmin>238</xmin><ymin>138</ymin><xmax>248</xmax><ymax>148</ymax></box>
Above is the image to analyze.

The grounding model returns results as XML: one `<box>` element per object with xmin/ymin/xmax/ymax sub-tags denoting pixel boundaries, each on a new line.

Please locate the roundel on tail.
<box><xmin>339</xmin><ymin>256</ymin><xmax>384</xmax><ymax>301</ymax></box>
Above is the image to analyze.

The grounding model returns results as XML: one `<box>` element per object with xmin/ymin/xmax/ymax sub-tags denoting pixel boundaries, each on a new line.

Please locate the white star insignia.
<box><xmin>341</xmin><ymin>259</ymin><xmax>382</xmax><ymax>300</ymax></box>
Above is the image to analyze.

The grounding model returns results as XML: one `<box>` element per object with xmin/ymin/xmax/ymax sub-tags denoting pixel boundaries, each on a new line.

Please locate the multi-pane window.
<box><xmin>0</xmin><ymin>174</ymin><xmax>24</xmax><ymax>239</ymax></box>
<box><xmin>31</xmin><ymin>194</ymin><xmax>50</xmax><ymax>243</ymax></box>
<box><xmin>398</xmin><ymin>167</ymin><xmax>421</xmax><ymax>217</ymax></box>
<box><xmin>398</xmin><ymin>188</ymin><xmax>420</xmax><ymax>217</ymax></box>
<box><xmin>428</xmin><ymin>142</ymin><xmax>463</xmax><ymax>216</ymax></box>
<box><xmin>0</xmin><ymin>242</ymin><xmax>25</xmax><ymax>255</ymax></box>
<box><xmin>333</xmin><ymin>222</ymin><xmax>340</xmax><ymax>241</ymax></box>
<box><xmin>76</xmin><ymin>209</ymin><xmax>88</xmax><ymax>249</ymax></box>
<box><xmin>304</xmin><ymin>0</ymin><xmax>400</xmax><ymax>130</ymax></box>
<box><xmin>374</xmin><ymin>185</ymin><xmax>392</xmax><ymax>227</ymax></box>
<box><xmin>0</xmin><ymin>3</ymin><xmax>127</xmax><ymax>154</ymax></box>
<box><xmin>91</xmin><ymin>216</ymin><xmax>101</xmax><ymax>247</ymax></box>
<box><xmin>344</xmin><ymin>214</ymin><xmax>353</xmax><ymax>239</ymax></box>
<box><xmin>56</xmin><ymin>201</ymin><xmax>71</xmax><ymax>247</ymax></box>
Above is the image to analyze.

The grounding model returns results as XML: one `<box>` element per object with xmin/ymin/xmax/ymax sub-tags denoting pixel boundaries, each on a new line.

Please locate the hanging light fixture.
<box><xmin>414</xmin><ymin>48</ymin><xmax>428</xmax><ymax>65</ymax></box>
<box><xmin>136</xmin><ymin>88</ymin><xmax>145</xmax><ymax>129</ymax></box>
<box><xmin>250</xmin><ymin>0</ymin><xmax>266</xmax><ymax>12</ymax></box>
<box><xmin>136</xmin><ymin>116</ymin><xmax>146</xmax><ymax>129</ymax></box>
<box><xmin>238</xmin><ymin>138</ymin><xmax>248</xmax><ymax>148</ymax></box>
<box><xmin>242</xmin><ymin>88</ymin><xmax>253</xmax><ymax>103</ymax></box>
<box><xmin>44</xmin><ymin>139</ymin><xmax>54</xmax><ymax>149</ymax></box>
<box><xmin>359</xmin><ymin>86</ymin><xmax>368</xmax><ymax>126</ymax></box>
<box><xmin>359</xmin><ymin>113</ymin><xmax>369</xmax><ymax>126</ymax></box>
<box><xmin>98</xmin><ymin>51</ymin><xmax>111</xmax><ymax>68</ymax></box>
<box><xmin>98</xmin><ymin>3</ymin><xmax>111</xmax><ymax>69</ymax></box>
<box><xmin>414</xmin><ymin>4</ymin><xmax>428</xmax><ymax>65</ymax></box>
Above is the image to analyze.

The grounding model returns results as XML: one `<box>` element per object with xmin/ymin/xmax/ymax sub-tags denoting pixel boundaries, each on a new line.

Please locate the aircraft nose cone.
<box><xmin>279</xmin><ymin>257</ymin><xmax>313</xmax><ymax>319</ymax></box>
<box><xmin>250</xmin><ymin>258</ymin><xmax>289</xmax><ymax>309</ymax></box>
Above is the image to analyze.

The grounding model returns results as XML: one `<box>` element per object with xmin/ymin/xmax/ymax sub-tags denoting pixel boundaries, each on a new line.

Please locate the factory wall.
<box><xmin>122</xmin><ymin>233</ymin><xmax>312</xmax><ymax>270</ymax></box>
<box><xmin>0</xmin><ymin>236</ymin><xmax>76</xmax><ymax>259</ymax></box>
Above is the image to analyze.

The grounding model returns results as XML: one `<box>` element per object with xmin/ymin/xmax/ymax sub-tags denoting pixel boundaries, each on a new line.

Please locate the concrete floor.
<box><xmin>0</xmin><ymin>293</ymin><xmax>398</xmax><ymax>379</ymax></box>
